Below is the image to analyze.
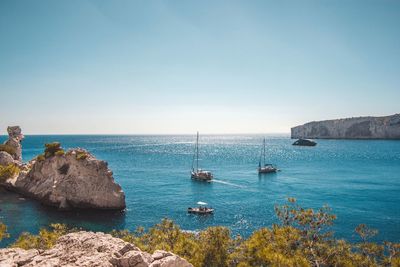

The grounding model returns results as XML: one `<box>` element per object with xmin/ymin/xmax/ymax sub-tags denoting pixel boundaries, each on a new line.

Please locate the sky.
<box><xmin>0</xmin><ymin>0</ymin><xmax>399</xmax><ymax>134</ymax></box>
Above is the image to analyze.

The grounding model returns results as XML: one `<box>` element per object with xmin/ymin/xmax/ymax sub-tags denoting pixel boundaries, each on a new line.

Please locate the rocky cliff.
<box><xmin>0</xmin><ymin>127</ymin><xmax>126</xmax><ymax>210</ymax></box>
<box><xmin>7</xmin><ymin>148</ymin><xmax>126</xmax><ymax>210</ymax></box>
<box><xmin>291</xmin><ymin>114</ymin><xmax>400</xmax><ymax>139</ymax></box>
<box><xmin>0</xmin><ymin>126</ymin><xmax>24</xmax><ymax>164</ymax></box>
<box><xmin>0</xmin><ymin>231</ymin><xmax>192</xmax><ymax>267</ymax></box>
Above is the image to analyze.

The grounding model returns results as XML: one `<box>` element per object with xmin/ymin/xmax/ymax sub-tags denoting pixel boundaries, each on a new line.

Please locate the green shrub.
<box><xmin>76</xmin><ymin>151</ymin><xmax>88</xmax><ymax>160</ymax></box>
<box><xmin>0</xmin><ymin>222</ymin><xmax>9</xmax><ymax>242</ymax></box>
<box><xmin>44</xmin><ymin>142</ymin><xmax>63</xmax><ymax>158</ymax></box>
<box><xmin>12</xmin><ymin>224</ymin><xmax>69</xmax><ymax>250</ymax></box>
<box><xmin>55</xmin><ymin>150</ymin><xmax>65</xmax><ymax>156</ymax></box>
<box><xmin>36</xmin><ymin>154</ymin><xmax>45</xmax><ymax>162</ymax></box>
<box><xmin>0</xmin><ymin>144</ymin><xmax>17</xmax><ymax>157</ymax></box>
<box><xmin>0</xmin><ymin>164</ymin><xmax>19</xmax><ymax>181</ymax></box>
<box><xmin>198</xmin><ymin>226</ymin><xmax>232</xmax><ymax>267</ymax></box>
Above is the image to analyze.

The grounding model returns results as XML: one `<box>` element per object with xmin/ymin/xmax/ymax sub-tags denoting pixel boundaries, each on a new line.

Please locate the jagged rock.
<box><xmin>8</xmin><ymin>148</ymin><xmax>126</xmax><ymax>210</ymax></box>
<box><xmin>150</xmin><ymin>250</ymin><xmax>191</xmax><ymax>267</ymax></box>
<box><xmin>3</xmin><ymin>126</ymin><xmax>24</xmax><ymax>162</ymax></box>
<box><xmin>0</xmin><ymin>248</ymin><xmax>40</xmax><ymax>266</ymax></box>
<box><xmin>0</xmin><ymin>126</ymin><xmax>125</xmax><ymax>210</ymax></box>
<box><xmin>152</xmin><ymin>251</ymin><xmax>173</xmax><ymax>260</ymax></box>
<box><xmin>291</xmin><ymin>114</ymin><xmax>400</xmax><ymax>139</ymax></box>
<box><xmin>0</xmin><ymin>151</ymin><xmax>14</xmax><ymax>166</ymax></box>
<box><xmin>0</xmin><ymin>231</ymin><xmax>193</xmax><ymax>267</ymax></box>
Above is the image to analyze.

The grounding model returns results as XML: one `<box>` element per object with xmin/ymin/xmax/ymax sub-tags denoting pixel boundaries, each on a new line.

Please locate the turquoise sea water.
<box><xmin>0</xmin><ymin>135</ymin><xmax>399</xmax><ymax>246</ymax></box>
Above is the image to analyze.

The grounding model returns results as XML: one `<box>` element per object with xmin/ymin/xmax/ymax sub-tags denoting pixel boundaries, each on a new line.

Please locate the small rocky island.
<box><xmin>0</xmin><ymin>126</ymin><xmax>125</xmax><ymax>210</ymax></box>
<box><xmin>291</xmin><ymin>114</ymin><xmax>400</xmax><ymax>139</ymax></box>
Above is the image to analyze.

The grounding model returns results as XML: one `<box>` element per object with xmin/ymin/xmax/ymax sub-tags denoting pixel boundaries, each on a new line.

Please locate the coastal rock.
<box><xmin>150</xmin><ymin>250</ymin><xmax>191</xmax><ymax>267</ymax></box>
<box><xmin>0</xmin><ymin>231</ymin><xmax>193</xmax><ymax>267</ymax></box>
<box><xmin>9</xmin><ymin>148</ymin><xmax>126</xmax><ymax>210</ymax></box>
<box><xmin>0</xmin><ymin>248</ymin><xmax>40</xmax><ymax>266</ymax></box>
<box><xmin>291</xmin><ymin>114</ymin><xmax>400</xmax><ymax>139</ymax></box>
<box><xmin>3</xmin><ymin>126</ymin><xmax>24</xmax><ymax>162</ymax></box>
<box><xmin>0</xmin><ymin>151</ymin><xmax>14</xmax><ymax>166</ymax></box>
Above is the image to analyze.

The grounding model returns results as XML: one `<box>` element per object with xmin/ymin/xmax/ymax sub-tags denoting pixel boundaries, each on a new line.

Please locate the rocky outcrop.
<box><xmin>0</xmin><ymin>126</ymin><xmax>126</xmax><ymax>210</ymax></box>
<box><xmin>4</xmin><ymin>148</ymin><xmax>126</xmax><ymax>210</ymax></box>
<box><xmin>0</xmin><ymin>151</ymin><xmax>14</xmax><ymax>166</ymax></box>
<box><xmin>3</xmin><ymin>126</ymin><xmax>24</xmax><ymax>162</ymax></box>
<box><xmin>0</xmin><ymin>231</ymin><xmax>193</xmax><ymax>267</ymax></box>
<box><xmin>291</xmin><ymin>114</ymin><xmax>400</xmax><ymax>139</ymax></box>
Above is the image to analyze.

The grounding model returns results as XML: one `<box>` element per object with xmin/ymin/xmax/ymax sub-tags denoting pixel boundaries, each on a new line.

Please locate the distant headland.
<box><xmin>291</xmin><ymin>114</ymin><xmax>400</xmax><ymax>139</ymax></box>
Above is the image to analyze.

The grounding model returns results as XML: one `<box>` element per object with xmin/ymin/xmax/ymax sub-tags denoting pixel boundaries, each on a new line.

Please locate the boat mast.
<box><xmin>192</xmin><ymin>139</ymin><xmax>196</xmax><ymax>171</ymax></box>
<box><xmin>259</xmin><ymin>140</ymin><xmax>262</xmax><ymax>168</ymax></box>
<box><xmin>196</xmin><ymin>131</ymin><xmax>199</xmax><ymax>171</ymax></box>
<box><xmin>263</xmin><ymin>138</ymin><xmax>266</xmax><ymax>166</ymax></box>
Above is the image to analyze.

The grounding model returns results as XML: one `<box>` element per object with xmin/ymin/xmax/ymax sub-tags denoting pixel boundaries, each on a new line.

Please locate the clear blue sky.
<box><xmin>1</xmin><ymin>0</ymin><xmax>399</xmax><ymax>134</ymax></box>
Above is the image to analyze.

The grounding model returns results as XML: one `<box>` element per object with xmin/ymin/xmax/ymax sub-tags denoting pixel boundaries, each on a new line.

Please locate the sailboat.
<box><xmin>258</xmin><ymin>138</ymin><xmax>278</xmax><ymax>174</ymax></box>
<box><xmin>191</xmin><ymin>132</ymin><xmax>213</xmax><ymax>181</ymax></box>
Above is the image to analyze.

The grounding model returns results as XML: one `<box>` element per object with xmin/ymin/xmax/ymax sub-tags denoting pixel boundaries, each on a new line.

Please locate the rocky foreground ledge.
<box><xmin>0</xmin><ymin>231</ymin><xmax>192</xmax><ymax>267</ymax></box>
<box><xmin>0</xmin><ymin>126</ymin><xmax>125</xmax><ymax>210</ymax></box>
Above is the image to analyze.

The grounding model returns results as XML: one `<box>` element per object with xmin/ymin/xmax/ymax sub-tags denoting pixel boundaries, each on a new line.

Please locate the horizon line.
<box><xmin>1</xmin><ymin>132</ymin><xmax>291</xmax><ymax>136</ymax></box>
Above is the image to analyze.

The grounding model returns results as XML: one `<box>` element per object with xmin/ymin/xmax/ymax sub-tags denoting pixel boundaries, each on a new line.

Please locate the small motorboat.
<box><xmin>258</xmin><ymin>138</ymin><xmax>278</xmax><ymax>174</ymax></box>
<box><xmin>188</xmin><ymin>201</ymin><xmax>214</xmax><ymax>215</ymax></box>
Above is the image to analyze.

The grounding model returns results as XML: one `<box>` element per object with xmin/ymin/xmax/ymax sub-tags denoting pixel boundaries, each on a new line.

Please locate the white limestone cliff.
<box><xmin>291</xmin><ymin>114</ymin><xmax>400</xmax><ymax>139</ymax></box>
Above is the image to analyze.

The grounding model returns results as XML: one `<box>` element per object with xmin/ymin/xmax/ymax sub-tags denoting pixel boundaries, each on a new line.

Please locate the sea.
<box><xmin>0</xmin><ymin>134</ymin><xmax>399</xmax><ymax>246</ymax></box>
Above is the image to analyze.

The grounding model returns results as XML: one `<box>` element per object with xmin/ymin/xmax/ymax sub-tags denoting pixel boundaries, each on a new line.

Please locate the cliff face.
<box><xmin>1</xmin><ymin>126</ymin><xmax>126</xmax><ymax>210</ymax></box>
<box><xmin>11</xmin><ymin>149</ymin><xmax>126</xmax><ymax>210</ymax></box>
<box><xmin>291</xmin><ymin>114</ymin><xmax>400</xmax><ymax>139</ymax></box>
<box><xmin>0</xmin><ymin>126</ymin><xmax>24</xmax><ymax>163</ymax></box>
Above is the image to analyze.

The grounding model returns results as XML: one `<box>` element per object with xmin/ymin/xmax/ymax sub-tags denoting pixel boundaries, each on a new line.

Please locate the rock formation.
<box><xmin>3</xmin><ymin>148</ymin><xmax>126</xmax><ymax>210</ymax></box>
<box><xmin>291</xmin><ymin>114</ymin><xmax>400</xmax><ymax>139</ymax></box>
<box><xmin>0</xmin><ymin>151</ymin><xmax>14</xmax><ymax>166</ymax></box>
<box><xmin>0</xmin><ymin>231</ymin><xmax>193</xmax><ymax>267</ymax></box>
<box><xmin>3</xmin><ymin>126</ymin><xmax>24</xmax><ymax>162</ymax></box>
<box><xmin>0</xmin><ymin>127</ymin><xmax>126</xmax><ymax>210</ymax></box>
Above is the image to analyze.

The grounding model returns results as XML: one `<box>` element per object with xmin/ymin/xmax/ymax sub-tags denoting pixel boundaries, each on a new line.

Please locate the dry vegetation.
<box><xmin>1</xmin><ymin>198</ymin><xmax>399</xmax><ymax>266</ymax></box>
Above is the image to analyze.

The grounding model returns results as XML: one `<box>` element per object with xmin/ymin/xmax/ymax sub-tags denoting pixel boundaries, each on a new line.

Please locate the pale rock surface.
<box><xmin>3</xmin><ymin>126</ymin><xmax>24</xmax><ymax>162</ymax></box>
<box><xmin>0</xmin><ymin>152</ymin><xmax>14</xmax><ymax>166</ymax></box>
<box><xmin>0</xmin><ymin>126</ymin><xmax>126</xmax><ymax>210</ymax></box>
<box><xmin>9</xmin><ymin>149</ymin><xmax>126</xmax><ymax>210</ymax></box>
<box><xmin>150</xmin><ymin>250</ymin><xmax>191</xmax><ymax>267</ymax></box>
<box><xmin>291</xmin><ymin>114</ymin><xmax>400</xmax><ymax>139</ymax></box>
<box><xmin>0</xmin><ymin>231</ymin><xmax>193</xmax><ymax>267</ymax></box>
